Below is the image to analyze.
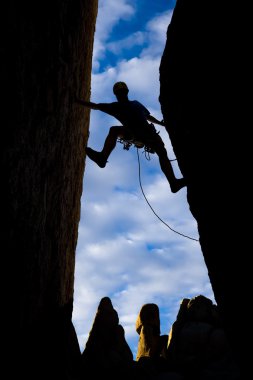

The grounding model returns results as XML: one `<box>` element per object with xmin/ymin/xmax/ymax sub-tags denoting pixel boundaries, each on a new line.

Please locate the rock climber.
<box><xmin>76</xmin><ymin>81</ymin><xmax>186</xmax><ymax>193</ymax></box>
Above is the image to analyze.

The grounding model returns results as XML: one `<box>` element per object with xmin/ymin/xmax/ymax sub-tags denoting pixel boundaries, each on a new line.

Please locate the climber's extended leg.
<box><xmin>86</xmin><ymin>126</ymin><xmax>128</xmax><ymax>168</ymax></box>
<box><xmin>151</xmin><ymin>135</ymin><xmax>186</xmax><ymax>193</ymax></box>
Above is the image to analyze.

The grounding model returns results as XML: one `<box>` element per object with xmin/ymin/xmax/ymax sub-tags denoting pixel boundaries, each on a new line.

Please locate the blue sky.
<box><xmin>72</xmin><ymin>0</ymin><xmax>214</xmax><ymax>358</ymax></box>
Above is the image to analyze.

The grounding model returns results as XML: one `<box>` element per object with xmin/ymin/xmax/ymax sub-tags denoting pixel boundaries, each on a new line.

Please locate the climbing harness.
<box><xmin>117</xmin><ymin>123</ymin><xmax>157</xmax><ymax>160</ymax></box>
<box><xmin>117</xmin><ymin>136</ymin><xmax>155</xmax><ymax>160</ymax></box>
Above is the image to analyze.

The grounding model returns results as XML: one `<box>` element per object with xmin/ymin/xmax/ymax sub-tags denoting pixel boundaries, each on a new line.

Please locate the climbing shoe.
<box><xmin>85</xmin><ymin>147</ymin><xmax>107</xmax><ymax>168</ymax></box>
<box><xmin>171</xmin><ymin>178</ymin><xmax>187</xmax><ymax>193</ymax></box>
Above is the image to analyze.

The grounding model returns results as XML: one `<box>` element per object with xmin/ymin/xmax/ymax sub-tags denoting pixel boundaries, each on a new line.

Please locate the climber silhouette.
<box><xmin>76</xmin><ymin>82</ymin><xmax>186</xmax><ymax>193</ymax></box>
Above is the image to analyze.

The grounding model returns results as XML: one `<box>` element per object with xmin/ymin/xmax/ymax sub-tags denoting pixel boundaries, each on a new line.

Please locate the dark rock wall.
<box><xmin>159</xmin><ymin>0</ymin><xmax>240</xmax><ymax>361</ymax></box>
<box><xmin>2</xmin><ymin>1</ymin><xmax>98</xmax><ymax>378</ymax></box>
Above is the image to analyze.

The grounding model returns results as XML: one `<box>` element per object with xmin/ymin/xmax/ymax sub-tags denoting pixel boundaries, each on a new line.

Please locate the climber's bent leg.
<box><xmin>101</xmin><ymin>126</ymin><xmax>127</xmax><ymax>159</ymax></box>
<box><xmin>86</xmin><ymin>126</ymin><xmax>128</xmax><ymax>168</ymax></box>
<box><xmin>151</xmin><ymin>135</ymin><xmax>186</xmax><ymax>193</ymax></box>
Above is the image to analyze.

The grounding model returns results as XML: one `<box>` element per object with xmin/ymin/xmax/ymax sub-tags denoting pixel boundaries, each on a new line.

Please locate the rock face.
<box><xmin>81</xmin><ymin>297</ymin><xmax>134</xmax><ymax>378</ymax></box>
<box><xmin>80</xmin><ymin>297</ymin><xmax>238</xmax><ymax>379</ymax></box>
<box><xmin>2</xmin><ymin>1</ymin><xmax>98</xmax><ymax>379</ymax></box>
<box><xmin>166</xmin><ymin>295</ymin><xmax>239</xmax><ymax>379</ymax></box>
<box><xmin>159</xmin><ymin>0</ymin><xmax>241</xmax><ymax>363</ymax></box>
<box><xmin>136</xmin><ymin>303</ymin><xmax>167</xmax><ymax>362</ymax></box>
<box><xmin>136</xmin><ymin>303</ymin><xmax>160</xmax><ymax>360</ymax></box>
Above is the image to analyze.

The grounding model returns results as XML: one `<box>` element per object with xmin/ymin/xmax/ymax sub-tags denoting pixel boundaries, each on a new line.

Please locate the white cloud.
<box><xmin>140</xmin><ymin>11</ymin><xmax>173</xmax><ymax>57</ymax></box>
<box><xmin>107</xmin><ymin>31</ymin><xmax>146</xmax><ymax>55</ymax></box>
<box><xmin>92</xmin><ymin>2</ymin><xmax>173</xmax><ymax>73</ymax></box>
<box><xmin>96</xmin><ymin>0</ymin><xmax>134</xmax><ymax>37</ymax></box>
<box><xmin>93</xmin><ymin>0</ymin><xmax>135</xmax><ymax>70</ymax></box>
<box><xmin>104</xmin><ymin>10</ymin><xmax>173</xmax><ymax>60</ymax></box>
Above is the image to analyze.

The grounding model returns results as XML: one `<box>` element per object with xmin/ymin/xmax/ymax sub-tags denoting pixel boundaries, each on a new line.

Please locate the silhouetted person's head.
<box><xmin>113</xmin><ymin>81</ymin><xmax>129</xmax><ymax>102</ymax></box>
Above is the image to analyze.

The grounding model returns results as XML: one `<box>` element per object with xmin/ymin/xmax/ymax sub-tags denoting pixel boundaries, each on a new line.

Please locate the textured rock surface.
<box><xmin>166</xmin><ymin>295</ymin><xmax>239</xmax><ymax>379</ymax></box>
<box><xmin>136</xmin><ymin>303</ymin><xmax>162</xmax><ymax>360</ymax></box>
<box><xmin>2</xmin><ymin>1</ymin><xmax>98</xmax><ymax>378</ymax></box>
<box><xmin>82</xmin><ymin>297</ymin><xmax>134</xmax><ymax>378</ymax></box>
<box><xmin>159</xmin><ymin>0</ymin><xmax>241</xmax><ymax>367</ymax></box>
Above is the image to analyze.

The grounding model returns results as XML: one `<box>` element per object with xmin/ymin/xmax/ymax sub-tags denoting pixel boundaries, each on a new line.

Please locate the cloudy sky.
<box><xmin>72</xmin><ymin>0</ymin><xmax>215</xmax><ymax>357</ymax></box>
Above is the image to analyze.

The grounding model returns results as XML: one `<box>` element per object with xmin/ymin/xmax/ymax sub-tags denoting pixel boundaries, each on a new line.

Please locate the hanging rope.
<box><xmin>136</xmin><ymin>148</ymin><xmax>199</xmax><ymax>242</ymax></box>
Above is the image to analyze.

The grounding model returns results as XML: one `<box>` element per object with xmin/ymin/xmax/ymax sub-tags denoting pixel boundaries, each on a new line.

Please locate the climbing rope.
<box><xmin>136</xmin><ymin>148</ymin><xmax>199</xmax><ymax>242</ymax></box>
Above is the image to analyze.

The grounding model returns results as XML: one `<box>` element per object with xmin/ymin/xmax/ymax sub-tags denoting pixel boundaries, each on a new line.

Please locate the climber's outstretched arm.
<box><xmin>147</xmin><ymin>114</ymin><xmax>165</xmax><ymax>126</ymax></box>
<box><xmin>75</xmin><ymin>98</ymin><xmax>101</xmax><ymax>110</ymax></box>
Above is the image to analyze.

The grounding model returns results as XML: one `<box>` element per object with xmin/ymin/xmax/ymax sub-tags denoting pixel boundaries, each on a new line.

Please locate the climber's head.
<box><xmin>113</xmin><ymin>81</ymin><xmax>129</xmax><ymax>101</ymax></box>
